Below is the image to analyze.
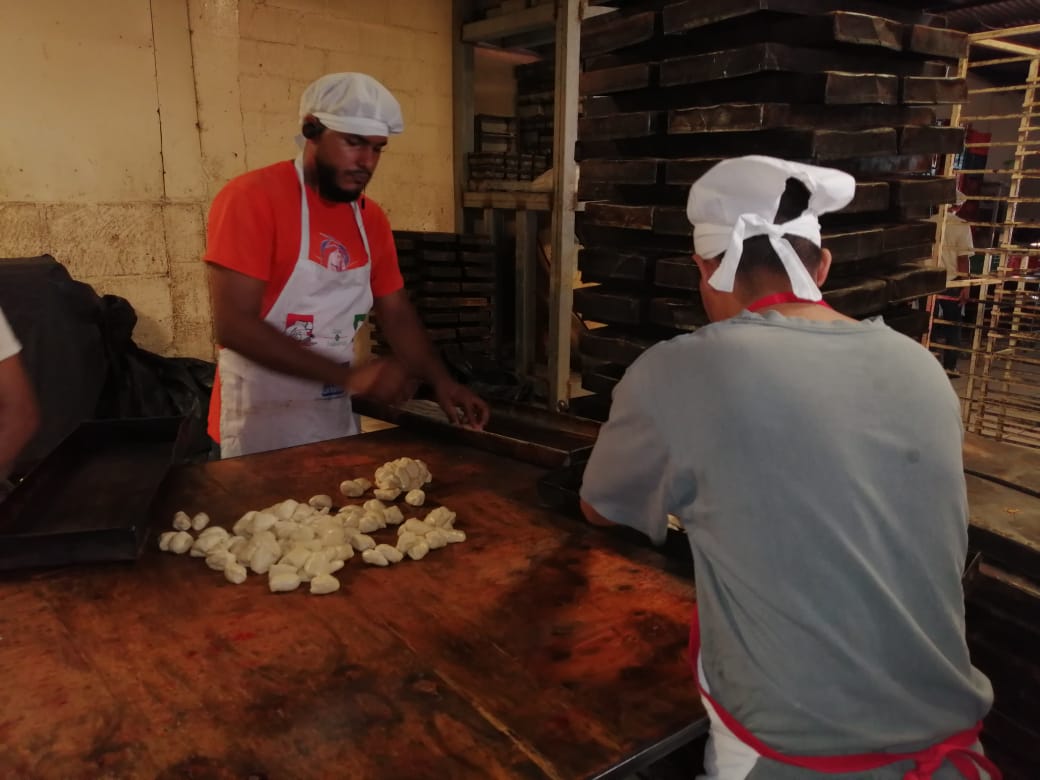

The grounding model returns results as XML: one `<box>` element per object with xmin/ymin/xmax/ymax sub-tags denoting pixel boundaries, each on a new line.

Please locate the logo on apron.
<box><xmin>285</xmin><ymin>313</ymin><xmax>316</xmax><ymax>345</ymax></box>
<box><xmin>320</xmin><ymin>233</ymin><xmax>364</xmax><ymax>272</ymax></box>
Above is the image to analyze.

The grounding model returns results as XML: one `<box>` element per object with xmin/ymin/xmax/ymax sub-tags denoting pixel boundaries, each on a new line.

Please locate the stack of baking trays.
<box><xmin>372</xmin><ymin>231</ymin><xmax>497</xmax><ymax>363</ymax></box>
<box><xmin>573</xmin><ymin>0</ymin><xmax>967</xmax><ymax>419</ymax></box>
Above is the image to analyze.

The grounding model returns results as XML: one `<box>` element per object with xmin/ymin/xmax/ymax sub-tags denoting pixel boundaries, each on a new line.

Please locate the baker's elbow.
<box><xmin>580</xmin><ymin>499</ymin><xmax>615</xmax><ymax>527</ymax></box>
<box><xmin>211</xmin><ymin>309</ymin><xmax>245</xmax><ymax>351</ymax></box>
<box><xmin>22</xmin><ymin>394</ymin><xmax>40</xmax><ymax>444</ymax></box>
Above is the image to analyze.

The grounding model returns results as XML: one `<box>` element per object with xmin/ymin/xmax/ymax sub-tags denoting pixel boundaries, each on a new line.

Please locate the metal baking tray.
<box><xmin>0</xmin><ymin>417</ymin><xmax>191</xmax><ymax>571</ymax></box>
<box><xmin>538</xmin><ymin>462</ymin><xmax>694</xmax><ymax>573</ymax></box>
<box><xmin>353</xmin><ymin>398</ymin><xmax>599</xmax><ymax>469</ymax></box>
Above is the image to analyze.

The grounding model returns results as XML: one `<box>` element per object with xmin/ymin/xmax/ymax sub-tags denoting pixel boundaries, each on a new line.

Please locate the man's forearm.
<box><xmin>0</xmin><ymin>406</ymin><xmax>37</xmax><ymax>481</ymax></box>
<box><xmin>217</xmin><ymin>316</ymin><xmax>349</xmax><ymax>387</ymax></box>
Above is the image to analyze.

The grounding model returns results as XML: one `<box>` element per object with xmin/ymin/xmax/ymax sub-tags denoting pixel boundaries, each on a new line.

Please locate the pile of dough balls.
<box><xmin>158</xmin><ymin>457</ymin><xmax>465</xmax><ymax>594</ymax></box>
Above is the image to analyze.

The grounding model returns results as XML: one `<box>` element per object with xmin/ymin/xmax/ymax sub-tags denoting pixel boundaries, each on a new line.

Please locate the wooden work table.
<box><xmin>963</xmin><ymin>433</ymin><xmax>1040</xmax><ymax>580</ymax></box>
<box><xmin>0</xmin><ymin>428</ymin><xmax>704</xmax><ymax>780</ymax></box>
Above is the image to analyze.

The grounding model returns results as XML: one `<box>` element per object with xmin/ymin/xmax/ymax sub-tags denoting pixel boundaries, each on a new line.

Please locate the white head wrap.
<box><xmin>686</xmin><ymin>156</ymin><xmax>856</xmax><ymax>301</ymax></box>
<box><xmin>297</xmin><ymin>72</ymin><xmax>404</xmax><ymax>145</ymax></box>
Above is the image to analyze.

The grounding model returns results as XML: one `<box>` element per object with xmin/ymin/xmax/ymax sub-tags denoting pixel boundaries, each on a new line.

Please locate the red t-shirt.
<box><xmin>204</xmin><ymin>160</ymin><xmax>403</xmax><ymax>441</ymax></box>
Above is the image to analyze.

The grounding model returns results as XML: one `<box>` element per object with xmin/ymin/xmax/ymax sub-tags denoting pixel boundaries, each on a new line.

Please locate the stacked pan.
<box><xmin>373</xmin><ymin>232</ymin><xmax>497</xmax><ymax>362</ymax></box>
<box><xmin>574</xmin><ymin>0</ymin><xmax>967</xmax><ymax>414</ymax></box>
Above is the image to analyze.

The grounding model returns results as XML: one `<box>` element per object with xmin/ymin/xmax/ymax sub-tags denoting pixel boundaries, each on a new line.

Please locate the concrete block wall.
<box><xmin>238</xmin><ymin>0</ymin><xmax>456</xmax><ymax>232</ymax></box>
<box><xmin>0</xmin><ymin>0</ymin><xmax>457</xmax><ymax>360</ymax></box>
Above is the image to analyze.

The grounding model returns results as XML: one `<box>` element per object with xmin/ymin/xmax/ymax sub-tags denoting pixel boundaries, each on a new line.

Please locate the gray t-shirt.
<box><xmin>581</xmin><ymin>311</ymin><xmax>992</xmax><ymax>762</ymax></box>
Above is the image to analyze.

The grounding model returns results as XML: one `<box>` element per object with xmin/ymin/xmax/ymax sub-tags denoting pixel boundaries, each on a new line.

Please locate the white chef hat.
<box><xmin>687</xmin><ymin>155</ymin><xmax>855</xmax><ymax>301</ymax></box>
<box><xmin>298</xmin><ymin>72</ymin><xmax>404</xmax><ymax>139</ymax></box>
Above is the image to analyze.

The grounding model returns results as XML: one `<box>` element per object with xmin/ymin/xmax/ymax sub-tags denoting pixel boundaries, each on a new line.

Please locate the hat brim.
<box><xmin>312</xmin><ymin>112</ymin><xmax>402</xmax><ymax>137</ymax></box>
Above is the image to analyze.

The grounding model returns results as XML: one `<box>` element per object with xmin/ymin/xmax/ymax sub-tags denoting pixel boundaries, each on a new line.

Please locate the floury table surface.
<box><xmin>0</xmin><ymin>427</ymin><xmax>704</xmax><ymax>780</ymax></box>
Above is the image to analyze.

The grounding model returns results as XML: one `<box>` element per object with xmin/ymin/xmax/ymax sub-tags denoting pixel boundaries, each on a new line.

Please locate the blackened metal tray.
<box><xmin>0</xmin><ymin>417</ymin><xmax>191</xmax><ymax>571</ymax></box>
<box><xmin>353</xmin><ymin>398</ymin><xmax>599</xmax><ymax>469</ymax></box>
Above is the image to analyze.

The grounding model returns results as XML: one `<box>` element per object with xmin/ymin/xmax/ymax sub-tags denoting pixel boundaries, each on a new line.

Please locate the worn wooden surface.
<box><xmin>0</xmin><ymin>429</ymin><xmax>703</xmax><ymax>780</ymax></box>
<box><xmin>963</xmin><ymin>433</ymin><xmax>1040</xmax><ymax>582</ymax></box>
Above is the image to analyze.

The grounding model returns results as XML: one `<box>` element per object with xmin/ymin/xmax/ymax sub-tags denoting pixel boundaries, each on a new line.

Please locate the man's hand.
<box><xmin>346</xmin><ymin>357</ymin><xmax>418</xmax><ymax>407</ymax></box>
<box><xmin>433</xmin><ymin>379</ymin><xmax>490</xmax><ymax>430</ymax></box>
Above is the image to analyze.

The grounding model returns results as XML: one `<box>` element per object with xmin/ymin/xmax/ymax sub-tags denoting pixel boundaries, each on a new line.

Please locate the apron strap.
<box><xmin>687</xmin><ymin>605</ymin><xmax>1000</xmax><ymax>779</ymax></box>
<box><xmin>294</xmin><ymin>155</ymin><xmax>372</xmax><ymax>267</ymax></box>
<box><xmin>293</xmin><ymin>156</ymin><xmax>311</xmax><ymax>261</ymax></box>
<box><xmin>351</xmin><ymin>200</ymin><xmax>372</xmax><ymax>263</ymax></box>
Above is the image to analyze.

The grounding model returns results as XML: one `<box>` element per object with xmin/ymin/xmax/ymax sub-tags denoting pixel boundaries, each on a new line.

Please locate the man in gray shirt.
<box><xmin>580</xmin><ymin>157</ymin><xmax>995</xmax><ymax>779</ymax></box>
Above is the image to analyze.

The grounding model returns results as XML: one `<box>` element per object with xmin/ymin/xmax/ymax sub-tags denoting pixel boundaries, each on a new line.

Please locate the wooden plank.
<box><xmin>580</xmin><ymin>63</ymin><xmax>653</xmax><ymax>96</ymax></box>
<box><xmin>581</xmin><ymin>362</ymin><xmax>626</xmax><ymax>396</ymax></box>
<box><xmin>828</xmin><ymin>243</ymin><xmax>933</xmax><ymax>278</ymax></box>
<box><xmin>580</xmin><ymin>158</ymin><xmax>661</xmax><ymax>184</ymax></box>
<box><xmin>655</xmin><ymin>256</ymin><xmax>700</xmax><ymax>291</ymax></box>
<box><xmin>653</xmin><ymin>207</ymin><xmax>692</xmax><ymax>236</ymax></box>
<box><xmin>885</xmin><ymin>176</ymin><xmax>957</xmax><ymax>207</ymax></box>
<box><xmin>549</xmin><ymin>0</ymin><xmax>583</xmax><ymax>410</ymax></box>
<box><xmin>579</xmin><ymin>110</ymin><xmax>664</xmax><ymax>141</ymax></box>
<box><xmin>966</xmin><ymin>475</ymin><xmax>1040</xmax><ymax>580</ymax></box>
<box><xmin>906</xmin><ymin>24</ymin><xmax>968</xmax><ymax>60</ymax></box>
<box><xmin>648</xmin><ymin>297</ymin><xmax>709</xmax><ymax>332</ymax></box>
<box><xmin>841</xmin><ymin>181</ymin><xmax>891</xmax><ymax>214</ymax></box>
<box><xmin>579</xmin><ymin>248</ymin><xmax>656</xmax><ymax>283</ymax></box>
<box><xmin>662</xmin><ymin>0</ymin><xmax>944</xmax><ymax>34</ymax></box>
<box><xmin>580</xmin><ymin>326</ymin><xmax>660</xmax><ymax>366</ymax></box>
<box><xmin>583</xmin><ymin>11</ymin><xmax>908</xmax><ymax>72</ymax></box>
<box><xmin>584</xmin><ymin>202</ymin><xmax>654</xmax><ymax>231</ymax></box>
<box><xmin>573</xmin><ymin>286</ymin><xmax>646</xmax><ymax>325</ymax></box>
<box><xmin>823</xmin><ymin>227</ymin><xmax>885</xmax><ymax>264</ymax></box>
<box><xmin>418</xmin><ymin>297</ymin><xmax>491</xmax><ymax>309</ymax></box>
<box><xmin>577</xmin><ymin>222</ymin><xmax>692</xmax><ymax>253</ymax></box>
<box><xmin>878</xmin><ymin>263</ymin><xmax>947</xmax><ymax>301</ymax></box>
<box><xmin>659</xmin><ymin>43</ymin><xmax>947</xmax><ymax>88</ymax></box>
<box><xmin>668</xmin><ymin>103</ymin><xmax>935</xmax><ymax>134</ymax></box>
<box><xmin>880</xmin><ymin>220</ymin><xmax>936</xmax><ymax>251</ymax></box>
<box><xmin>902</xmin><ymin>76</ymin><xmax>968</xmax><ymax>105</ymax></box>
<box><xmin>808</xmin><ymin>128</ymin><xmax>898</xmax><ymax>160</ymax></box>
<box><xmin>884</xmin><ymin>306</ymin><xmax>931</xmax><ymax>339</ymax></box>
<box><xmin>822</xmin><ymin>277</ymin><xmax>888</xmax><ymax>316</ymax></box>
<box><xmin>964</xmin><ymin>434</ymin><xmax>1040</xmax><ymax>498</ymax></box>
<box><xmin>664</xmin><ymin>158</ymin><xmax>723</xmax><ymax>185</ymax></box>
<box><xmin>578</xmin><ymin>128</ymin><xmax>897</xmax><ymax>162</ymax></box>
<box><xmin>583</xmin><ymin>71</ymin><xmax>900</xmax><ymax>110</ymax></box>
<box><xmin>898</xmin><ymin>125</ymin><xmax>966</xmax><ymax>155</ymax></box>
<box><xmin>581</xmin><ymin>9</ymin><xmax>657</xmax><ymax>58</ymax></box>
<box><xmin>578</xmin><ymin>180</ymin><xmax>688</xmax><ymax>205</ymax></box>
<box><xmin>0</xmin><ymin>429</ymin><xmax>706</xmax><ymax>779</ymax></box>
<box><xmin>462</xmin><ymin>191</ymin><xmax>553</xmax><ymax>211</ymax></box>
<box><xmin>462</xmin><ymin>3</ymin><xmax>556</xmax><ymax>43</ymax></box>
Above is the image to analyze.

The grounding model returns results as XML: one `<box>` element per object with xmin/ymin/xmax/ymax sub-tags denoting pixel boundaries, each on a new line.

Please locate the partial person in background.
<box><xmin>0</xmin><ymin>305</ymin><xmax>39</xmax><ymax>494</ymax></box>
<box><xmin>204</xmin><ymin>72</ymin><xmax>488</xmax><ymax>458</ymax></box>
<box><xmin>581</xmin><ymin>156</ymin><xmax>995</xmax><ymax>780</ymax></box>
<box><xmin>930</xmin><ymin>192</ymin><xmax>975</xmax><ymax>378</ymax></box>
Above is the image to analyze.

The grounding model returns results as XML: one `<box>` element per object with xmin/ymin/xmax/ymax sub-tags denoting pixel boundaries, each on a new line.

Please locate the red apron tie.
<box><xmin>746</xmin><ymin>292</ymin><xmax>833</xmax><ymax>312</ymax></box>
<box><xmin>687</xmin><ymin>605</ymin><xmax>1000</xmax><ymax>780</ymax></box>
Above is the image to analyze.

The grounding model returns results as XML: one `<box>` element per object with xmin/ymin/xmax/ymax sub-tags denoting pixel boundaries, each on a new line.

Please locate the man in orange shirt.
<box><xmin>205</xmin><ymin>72</ymin><xmax>489</xmax><ymax>458</ymax></box>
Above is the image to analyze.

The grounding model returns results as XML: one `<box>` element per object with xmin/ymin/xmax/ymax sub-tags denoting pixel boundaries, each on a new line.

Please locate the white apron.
<box><xmin>218</xmin><ymin>158</ymin><xmax>374</xmax><ymax>458</ymax></box>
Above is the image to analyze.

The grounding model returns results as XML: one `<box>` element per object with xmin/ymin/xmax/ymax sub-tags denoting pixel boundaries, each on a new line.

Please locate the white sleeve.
<box><xmin>0</xmin><ymin>307</ymin><xmax>22</xmax><ymax>362</ymax></box>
